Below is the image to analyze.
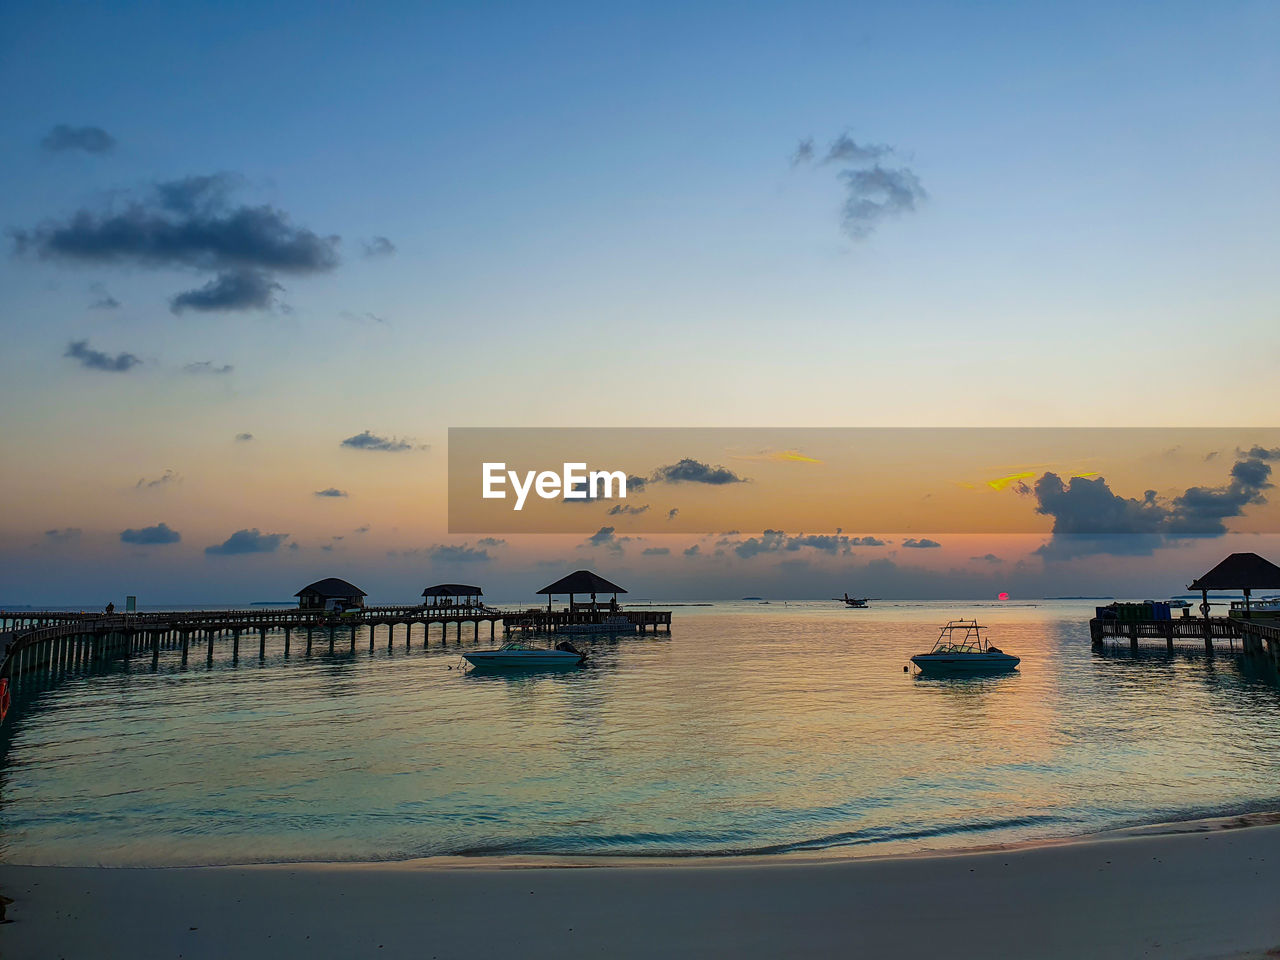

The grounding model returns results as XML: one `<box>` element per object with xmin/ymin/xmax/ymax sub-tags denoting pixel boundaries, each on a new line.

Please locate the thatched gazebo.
<box><xmin>422</xmin><ymin>583</ymin><xmax>484</xmax><ymax>610</ymax></box>
<box><xmin>536</xmin><ymin>570</ymin><xmax>627</xmax><ymax>613</ymax></box>
<box><xmin>295</xmin><ymin>577</ymin><xmax>367</xmax><ymax>611</ymax></box>
<box><xmin>1187</xmin><ymin>553</ymin><xmax>1280</xmax><ymax>619</ymax></box>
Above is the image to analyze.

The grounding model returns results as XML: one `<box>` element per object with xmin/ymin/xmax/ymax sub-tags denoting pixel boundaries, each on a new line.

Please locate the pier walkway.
<box><xmin>1090</xmin><ymin>615</ymin><xmax>1280</xmax><ymax>666</ymax></box>
<box><xmin>0</xmin><ymin>603</ymin><xmax>672</xmax><ymax>723</ymax></box>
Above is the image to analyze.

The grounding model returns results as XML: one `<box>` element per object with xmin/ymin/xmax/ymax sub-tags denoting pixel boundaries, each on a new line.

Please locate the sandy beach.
<box><xmin>3</xmin><ymin>817</ymin><xmax>1280</xmax><ymax>959</ymax></box>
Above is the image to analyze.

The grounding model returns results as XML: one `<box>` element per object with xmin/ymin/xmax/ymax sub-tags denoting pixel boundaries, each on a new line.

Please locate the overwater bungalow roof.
<box><xmin>1187</xmin><ymin>553</ymin><xmax>1280</xmax><ymax>591</ymax></box>
<box><xmin>536</xmin><ymin>570</ymin><xmax>628</xmax><ymax>596</ymax></box>
<box><xmin>294</xmin><ymin>577</ymin><xmax>367</xmax><ymax>598</ymax></box>
<box><xmin>422</xmin><ymin>583</ymin><xmax>484</xmax><ymax>597</ymax></box>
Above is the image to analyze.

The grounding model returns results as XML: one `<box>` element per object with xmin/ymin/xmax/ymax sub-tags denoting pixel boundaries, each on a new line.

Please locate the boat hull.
<box><xmin>463</xmin><ymin>650</ymin><xmax>584</xmax><ymax>669</ymax></box>
<box><xmin>910</xmin><ymin>653</ymin><xmax>1020</xmax><ymax>674</ymax></box>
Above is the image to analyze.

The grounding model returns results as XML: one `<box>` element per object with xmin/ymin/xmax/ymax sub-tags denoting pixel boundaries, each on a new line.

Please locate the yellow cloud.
<box><xmin>988</xmin><ymin>471</ymin><xmax>1034</xmax><ymax>491</ymax></box>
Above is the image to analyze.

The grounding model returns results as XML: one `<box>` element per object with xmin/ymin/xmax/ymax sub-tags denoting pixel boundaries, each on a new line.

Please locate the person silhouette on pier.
<box><xmin>105</xmin><ymin>602</ymin><xmax>115</xmax><ymax>614</ymax></box>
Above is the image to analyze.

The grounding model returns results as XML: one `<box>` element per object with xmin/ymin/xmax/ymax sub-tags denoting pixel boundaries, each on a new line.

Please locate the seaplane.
<box><xmin>839</xmin><ymin>593</ymin><xmax>877</xmax><ymax>609</ymax></box>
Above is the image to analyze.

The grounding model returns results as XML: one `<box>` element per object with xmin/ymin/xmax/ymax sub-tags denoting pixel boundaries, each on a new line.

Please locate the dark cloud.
<box><xmin>427</xmin><ymin>543</ymin><xmax>491</xmax><ymax>563</ymax></box>
<box><xmin>838</xmin><ymin>165</ymin><xmax>927</xmax><ymax>239</ymax></box>
<box><xmin>42</xmin><ymin>124</ymin><xmax>116</xmax><ymax>154</ymax></box>
<box><xmin>848</xmin><ymin>536</ymin><xmax>887</xmax><ymax>547</ymax></box>
<box><xmin>340</xmin><ymin>430</ymin><xmax>418</xmax><ymax>452</ymax></box>
<box><xmin>170</xmin><ymin>269</ymin><xmax>281</xmax><ymax>313</ymax></box>
<box><xmin>667</xmin><ymin>508</ymin><xmax>679</xmax><ymax>520</ymax></box>
<box><xmin>902</xmin><ymin>538</ymin><xmax>941</xmax><ymax>549</ymax></box>
<box><xmin>1034</xmin><ymin>453</ymin><xmax>1275</xmax><ymax>558</ymax></box>
<box><xmin>44</xmin><ymin>527</ymin><xmax>82</xmax><ymax>542</ymax></box>
<box><xmin>650</xmin><ymin>459</ymin><xmax>745</xmax><ymax>485</ymax></box>
<box><xmin>642</xmin><ymin>547</ymin><xmax>671</xmax><ymax>556</ymax></box>
<box><xmin>683</xmin><ymin>544</ymin><xmax>701</xmax><ymax>557</ymax></box>
<box><xmin>120</xmin><ymin>522</ymin><xmax>181</xmax><ymax>545</ymax></box>
<box><xmin>13</xmin><ymin>173</ymin><xmax>340</xmax><ymax>312</ymax></box>
<box><xmin>793</xmin><ymin>132</ymin><xmax>926</xmax><ymax>239</ymax></box>
<box><xmin>64</xmin><ymin>339</ymin><xmax>140</xmax><ymax>372</ymax></box>
<box><xmin>607</xmin><ymin>503</ymin><xmax>650</xmax><ymax>516</ymax></box>
<box><xmin>734</xmin><ymin>529</ymin><xmax>787</xmax><ymax>559</ymax></box>
<box><xmin>314</xmin><ymin>488</ymin><xmax>348</xmax><ymax>498</ymax></box>
<box><xmin>184</xmin><ymin>360</ymin><xmax>234</xmax><ymax>374</ymax></box>
<box><xmin>205</xmin><ymin>528</ymin><xmax>288</xmax><ymax>555</ymax></box>
<box><xmin>970</xmin><ymin>553</ymin><xmax>1003</xmax><ymax>564</ymax></box>
<box><xmin>90</xmin><ymin>295</ymin><xmax>121</xmax><ymax>309</ymax></box>
<box><xmin>822</xmin><ymin>133</ymin><xmax>893</xmax><ymax>164</ymax></box>
<box><xmin>725</xmin><ymin>530</ymin><xmax>886</xmax><ymax>559</ymax></box>
<box><xmin>235</xmin><ymin>432</ymin><xmax>254</xmax><ymax>442</ymax></box>
<box><xmin>476</xmin><ymin>537</ymin><xmax>506</xmax><ymax>548</ymax></box>
<box><xmin>362</xmin><ymin>236</ymin><xmax>396</xmax><ymax>257</ymax></box>
<box><xmin>354</xmin><ymin>525</ymin><xmax>371</xmax><ymax>534</ymax></box>
<box><xmin>583</xmin><ymin>526</ymin><xmax>632</xmax><ymax>553</ymax></box>
<box><xmin>135</xmin><ymin>469</ymin><xmax>179</xmax><ymax>489</ymax></box>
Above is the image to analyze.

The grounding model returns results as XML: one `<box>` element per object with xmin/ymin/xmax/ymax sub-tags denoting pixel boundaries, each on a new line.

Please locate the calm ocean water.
<box><xmin>3</xmin><ymin>600</ymin><xmax>1279</xmax><ymax>867</ymax></box>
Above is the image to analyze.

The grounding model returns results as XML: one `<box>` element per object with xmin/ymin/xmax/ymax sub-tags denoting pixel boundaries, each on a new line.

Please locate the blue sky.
<box><xmin>1</xmin><ymin>1</ymin><xmax>1277</xmax><ymax>602</ymax></box>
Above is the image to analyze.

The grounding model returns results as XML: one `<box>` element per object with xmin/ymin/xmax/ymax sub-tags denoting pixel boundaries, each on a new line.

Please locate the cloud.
<box><xmin>970</xmin><ymin>553</ymin><xmax>1003</xmax><ymax>564</ymax></box>
<box><xmin>848</xmin><ymin>536</ymin><xmax>887</xmax><ymax>547</ymax></box>
<box><xmin>838</xmin><ymin>165</ymin><xmax>927</xmax><ymax>239</ymax></box>
<box><xmin>683</xmin><ymin>544</ymin><xmax>701</xmax><ymax>557</ymax></box>
<box><xmin>723</xmin><ymin>530</ymin><xmax>886</xmax><ymax>559</ymax></box>
<box><xmin>733</xmin><ymin>529</ymin><xmax>787</xmax><ymax>559</ymax></box>
<box><xmin>1033</xmin><ymin>452</ymin><xmax>1276</xmax><ymax>558</ymax></box>
<box><xmin>427</xmin><ymin>543</ymin><xmax>491</xmax><ymax>563</ymax></box>
<box><xmin>314</xmin><ymin>488</ymin><xmax>348</xmax><ymax>498</ymax></box>
<box><xmin>607</xmin><ymin>503</ymin><xmax>650</xmax><ymax>516</ymax></box>
<box><xmin>135</xmin><ymin>469</ymin><xmax>179</xmax><ymax>489</ymax></box>
<box><xmin>42</xmin><ymin>124</ymin><xmax>116</xmax><ymax>154</ymax></box>
<box><xmin>793</xmin><ymin>132</ymin><xmax>926</xmax><ymax>240</ymax></box>
<box><xmin>476</xmin><ymin>537</ymin><xmax>506</xmax><ymax>548</ymax></box>
<box><xmin>340</xmin><ymin>310</ymin><xmax>389</xmax><ymax>326</ymax></box>
<box><xmin>650</xmin><ymin>459</ymin><xmax>746</xmax><ymax>485</ymax></box>
<box><xmin>583</xmin><ymin>526</ymin><xmax>632</xmax><ymax>553</ymax></box>
<box><xmin>205</xmin><ymin>528</ymin><xmax>288</xmax><ymax>555</ymax></box>
<box><xmin>184</xmin><ymin>360</ymin><xmax>234</xmax><ymax>374</ymax></box>
<box><xmin>90</xmin><ymin>295</ymin><xmax>121</xmax><ymax>309</ymax></box>
<box><xmin>339</xmin><ymin>430</ymin><xmax>419</xmax><ymax>452</ymax></box>
<box><xmin>170</xmin><ymin>268</ymin><xmax>282</xmax><ymax>313</ymax></box>
<box><xmin>821</xmin><ymin>133</ymin><xmax>893</xmax><ymax>165</ymax></box>
<box><xmin>64</xmin><ymin>339</ymin><xmax>140</xmax><ymax>372</ymax></box>
<box><xmin>362</xmin><ymin>236</ymin><xmax>396</xmax><ymax>257</ymax></box>
<box><xmin>642</xmin><ymin>547</ymin><xmax>671</xmax><ymax>556</ymax></box>
<box><xmin>355</xmin><ymin>525</ymin><xmax>371</xmax><ymax>534</ymax></box>
<box><xmin>902</xmin><ymin>538</ymin><xmax>941</xmax><ymax>549</ymax></box>
<box><xmin>44</xmin><ymin>527</ymin><xmax>82</xmax><ymax>542</ymax></box>
<box><xmin>120</xmin><ymin>522</ymin><xmax>181</xmax><ymax>545</ymax></box>
<box><xmin>234</xmin><ymin>432</ymin><xmax>254</xmax><ymax>442</ymax></box>
<box><xmin>13</xmin><ymin>173</ymin><xmax>340</xmax><ymax>311</ymax></box>
<box><xmin>667</xmin><ymin>508</ymin><xmax>679</xmax><ymax>520</ymax></box>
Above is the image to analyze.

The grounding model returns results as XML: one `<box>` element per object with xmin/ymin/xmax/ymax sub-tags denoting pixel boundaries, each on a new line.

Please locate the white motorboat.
<box><xmin>910</xmin><ymin>620</ymin><xmax>1020</xmax><ymax>675</ymax></box>
<box><xmin>463</xmin><ymin>640</ymin><xmax>586</xmax><ymax>669</ymax></box>
<box><xmin>558</xmin><ymin>616</ymin><xmax>637</xmax><ymax>635</ymax></box>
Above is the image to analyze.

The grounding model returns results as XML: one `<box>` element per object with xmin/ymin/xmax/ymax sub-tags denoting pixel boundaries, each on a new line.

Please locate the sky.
<box><xmin>1</xmin><ymin>1</ymin><xmax>1278</xmax><ymax>604</ymax></box>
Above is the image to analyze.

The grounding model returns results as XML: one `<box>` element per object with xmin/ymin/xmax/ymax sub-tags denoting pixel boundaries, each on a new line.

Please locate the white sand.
<box><xmin>3</xmin><ymin>819</ymin><xmax>1280</xmax><ymax>959</ymax></box>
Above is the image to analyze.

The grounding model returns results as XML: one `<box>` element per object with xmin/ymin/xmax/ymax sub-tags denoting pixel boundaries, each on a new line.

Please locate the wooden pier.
<box><xmin>1090</xmin><ymin>615</ymin><xmax>1280</xmax><ymax>666</ymax></box>
<box><xmin>0</xmin><ymin>600</ymin><xmax>673</xmax><ymax>723</ymax></box>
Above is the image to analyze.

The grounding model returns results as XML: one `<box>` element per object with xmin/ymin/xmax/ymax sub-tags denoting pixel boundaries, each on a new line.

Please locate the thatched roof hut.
<box><xmin>295</xmin><ymin>577</ymin><xmax>367</xmax><ymax>610</ymax></box>
<box><xmin>422</xmin><ymin>584</ymin><xmax>484</xmax><ymax>606</ymax></box>
<box><xmin>536</xmin><ymin>570</ymin><xmax>626</xmax><ymax>611</ymax></box>
<box><xmin>1187</xmin><ymin>552</ymin><xmax>1280</xmax><ymax>617</ymax></box>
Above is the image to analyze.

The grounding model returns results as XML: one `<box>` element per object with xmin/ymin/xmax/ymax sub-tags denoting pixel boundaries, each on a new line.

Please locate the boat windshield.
<box><xmin>928</xmin><ymin>620</ymin><xmax>993</xmax><ymax>654</ymax></box>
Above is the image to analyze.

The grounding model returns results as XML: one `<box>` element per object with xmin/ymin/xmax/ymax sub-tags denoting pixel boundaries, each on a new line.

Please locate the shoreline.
<box><xmin>4</xmin><ymin>813</ymin><xmax>1280</xmax><ymax>958</ymax></box>
<box><xmin>5</xmin><ymin>805</ymin><xmax>1280</xmax><ymax>873</ymax></box>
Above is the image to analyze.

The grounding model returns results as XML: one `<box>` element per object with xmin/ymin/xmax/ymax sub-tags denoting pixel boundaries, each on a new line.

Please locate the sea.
<box><xmin>3</xmin><ymin>599</ymin><xmax>1279</xmax><ymax>867</ymax></box>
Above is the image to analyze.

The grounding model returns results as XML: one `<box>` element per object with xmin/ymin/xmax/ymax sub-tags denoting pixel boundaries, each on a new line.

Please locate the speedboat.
<box><xmin>463</xmin><ymin>640</ymin><xmax>586</xmax><ymax>669</ymax></box>
<box><xmin>910</xmin><ymin>620</ymin><xmax>1020</xmax><ymax>674</ymax></box>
